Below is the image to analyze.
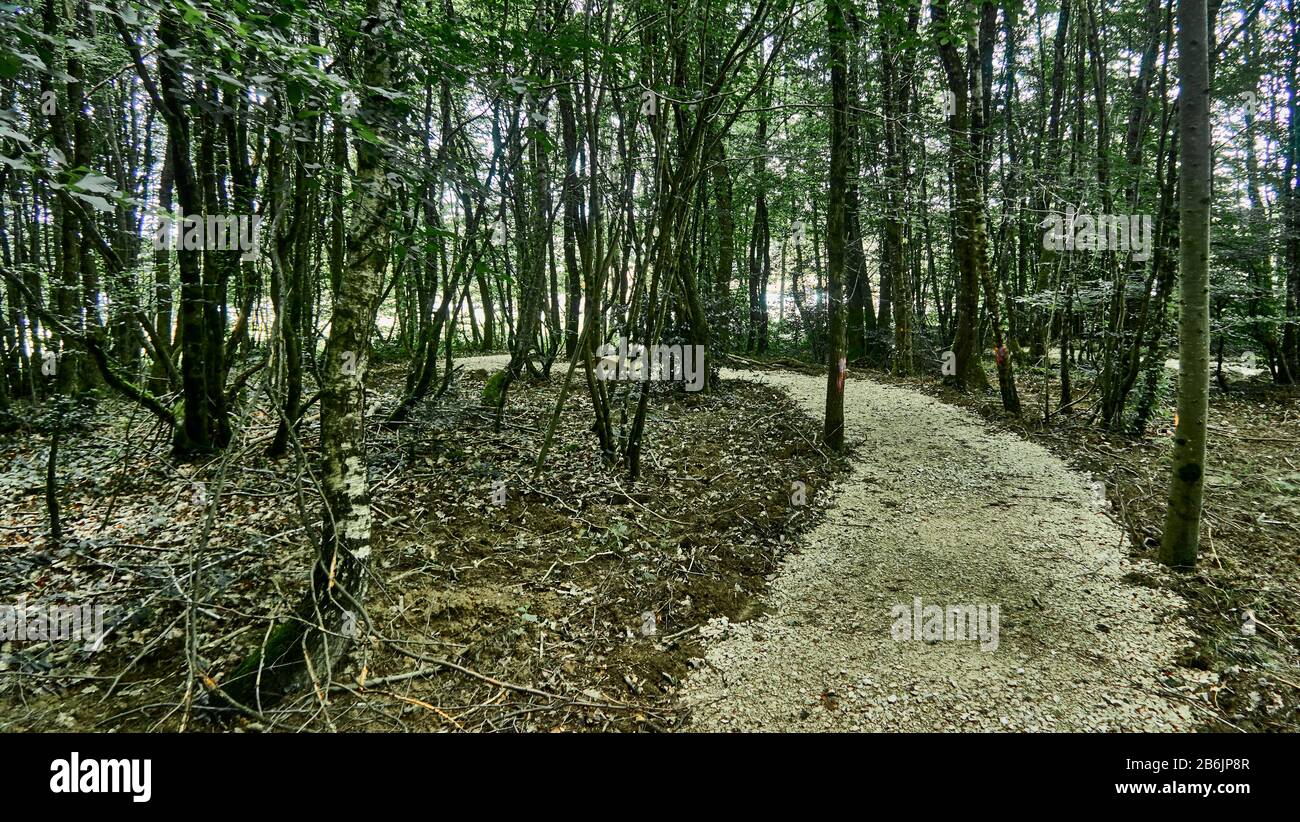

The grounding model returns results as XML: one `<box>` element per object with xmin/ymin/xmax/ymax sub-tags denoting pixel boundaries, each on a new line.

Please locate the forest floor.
<box><xmin>1</xmin><ymin>352</ymin><xmax>1294</xmax><ymax>732</ymax></box>
<box><xmin>0</xmin><ymin>353</ymin><xmax>844</xmax><ymax>731</ymax></box>
<box><xmin>682</xmin><ymin>365</ymin><xmax>1206</xmax><ymax>731</ymax></box>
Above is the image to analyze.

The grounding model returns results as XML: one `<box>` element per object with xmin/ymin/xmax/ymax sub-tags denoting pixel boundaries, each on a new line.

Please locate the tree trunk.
<box><xmin>934</xmin><ymin>0</ymin><xmax>989</xmax><ymax>391</ymax></box>
<box><xmin>825</xmin><ymin>0</ymin><xmax>849</xmax><ymax>450</ymax></box>
<box><xmin>221</xmin><ymin>0</ymin><xmax>397</xmax><ymax>707</ymax></box>
<box><xmin>1161</xmin><ymin>0</ymin><xmax>1211</xmax><ymax>569</ymax></box>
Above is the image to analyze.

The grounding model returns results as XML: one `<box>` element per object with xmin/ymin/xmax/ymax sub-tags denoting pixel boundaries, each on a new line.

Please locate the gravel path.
<box><xmin>451</xmin><ymin>355</ymin><xmax>1201</xmax><ymax>730</ymax></box>
<box><xmin>680</xmin><ymin>368</ymin><xmax>1202</xmax><ymax>732</ymax></box>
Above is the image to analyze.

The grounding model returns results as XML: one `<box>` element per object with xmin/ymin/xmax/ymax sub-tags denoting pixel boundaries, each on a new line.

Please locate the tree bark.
<box><xmin>1161</xmin><ymin>0</ymin><xmax>1212</xmax><ymax>569</ymax></box>
<box><xmin>825</xmin><ymin>0</ymin><xmax>849</xmax><ymax>449</ymax></box>
<box><xmin>221</xmin><ymin>0</ymin><xmax>397</xmax><ymax>707</ymax></box>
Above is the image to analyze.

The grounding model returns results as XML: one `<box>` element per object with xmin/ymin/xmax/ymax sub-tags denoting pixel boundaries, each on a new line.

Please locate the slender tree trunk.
<box><xmin>883</xmin><ymin>1</ymin><xmax>919</xmax><ymax>375</ymax></box>
<box><xmin>1283</xmin><ymin>0</ymin><xmax>1300</xmax><ymax>378</ymax></box>
<box><xmin>825</xmin><ymin>0</ymin><xmax>849</xmax><ymax>449</ymax></box>
<box><xmin>845</xmin><ymin>7</ymin><xmax>871</xmax><ymax>360</ymax></box>
<box><xmin>971</xmin><ymin>13</ymin><xmax>1020</xmax><ymax>414</ymax></box>
<box><xmin>1161</xmin><ymin>0</ymin><xmax>1211</xmax><ymax>569</ymax></box>
<box><xmin>713</xmin><ymin>138</ymin><xmax>735</xmax><ymax>350</ymax></box>
<box><xmin>222</xmin><ymin>0</ymin><xmax>397</xmax><ymax>706</ymax></box>
<box><xmin>934</xmin><ymin>0</ymin><xmax>989</xmax><ymax>391</ymax></box>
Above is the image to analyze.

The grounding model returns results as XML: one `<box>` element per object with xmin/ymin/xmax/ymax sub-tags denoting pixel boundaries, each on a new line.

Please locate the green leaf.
<box><xmin>351</xmin><ymin>121</ymin><xmax>379</xmax><ymax>144</ymax></box>
<box><xmin>0</xmin><ymin>53</ymin><xmax>22</xmax><ymax>79</ymax></box>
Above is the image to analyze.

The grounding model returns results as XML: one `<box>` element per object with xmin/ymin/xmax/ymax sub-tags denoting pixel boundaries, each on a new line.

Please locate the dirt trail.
<box><xmin>680</xmin><ymin>368</ymin><xmax>1204</xmax><ymax>731</ymax></box>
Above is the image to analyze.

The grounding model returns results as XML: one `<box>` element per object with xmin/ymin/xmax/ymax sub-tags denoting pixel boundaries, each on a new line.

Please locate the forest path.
<box><xmin>449</xmin><ymin>355</ymin><xmax>1200</xmax><ymax>730</ymax></box>
<box><xmin>679</xmin><ymin>368</ymin><xmax>1202</xmax><ymax>731</ymax></box>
